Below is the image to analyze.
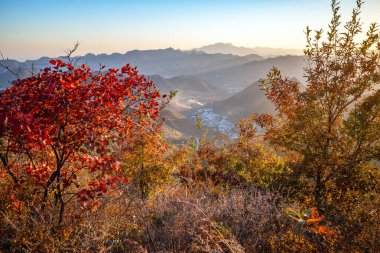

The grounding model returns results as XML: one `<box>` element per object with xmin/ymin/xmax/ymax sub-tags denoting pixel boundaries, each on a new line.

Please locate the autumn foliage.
<box><xmin>0</xmin><ymin>60</ymin><xmax>162</xmax><ymax>225</ymax></box>
<box><xmin>0</xmin><ymin>0</ymin><xmax>379</xmax><ymax>252</ymax></box>
<box><xmin>257</xmin><ymin>0</ymin><xmax>380</xmax><ymax>250</ymax></box>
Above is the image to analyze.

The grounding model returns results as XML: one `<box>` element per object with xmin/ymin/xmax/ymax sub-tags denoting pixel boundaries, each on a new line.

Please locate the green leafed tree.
<box><xmin>258</xmin><ymin>0</ymin><xmax>380</xmax><ymax>249</ymax></box>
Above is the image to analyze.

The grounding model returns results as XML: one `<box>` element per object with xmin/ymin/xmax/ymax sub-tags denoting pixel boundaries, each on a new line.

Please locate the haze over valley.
<box><xmin>0</xmin><ymin>42</ymin><xmax>304</xmax><ymax>141</ymax></box>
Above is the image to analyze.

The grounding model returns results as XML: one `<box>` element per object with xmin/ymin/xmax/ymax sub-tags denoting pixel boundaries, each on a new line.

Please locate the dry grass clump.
<box><xmin>1</xmin><ymin>179</ymin><xmax>293</xmax><ymax>252</ymax></box>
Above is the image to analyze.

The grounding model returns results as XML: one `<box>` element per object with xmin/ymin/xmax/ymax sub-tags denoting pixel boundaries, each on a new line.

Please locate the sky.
<box><xmin>1</xmin><ymin>0</ymin><xmax>380</xmax><ymax>61</ymax></box>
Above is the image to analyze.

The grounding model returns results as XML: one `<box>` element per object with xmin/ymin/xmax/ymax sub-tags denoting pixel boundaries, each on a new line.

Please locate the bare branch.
<box><xmin>63</xmin><ymin>41</ymin><xmax>81</xmax><ymax>65</ymax></box>
<box><xmin>0</xmin><ymin>51</ymin><xmax>21</xmax><ymax>81</ymax></box>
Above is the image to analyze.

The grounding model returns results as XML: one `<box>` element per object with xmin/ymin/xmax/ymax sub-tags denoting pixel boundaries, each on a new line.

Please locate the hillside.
<box><xmin>211</xmin><ymin>80</ymin><xmax>276</xmax><ymax>122</ymax></box>
<box><xmin>0</xmin><ymin>67</ymin><xmax>33</xmax><ymax>89</ymax></box>
<box><xmin>147</xmin><ymin>75</ymin><xmax>227</xmax><ymax>141</ymax></box>
<box><xmin>160</xmin><ymin>108</ymin><xmax>202</xmax><ymax>141</ymax></box>
<box><xmin>148</xmin><ymin>74</ymin><xmax>225</xmax><ymax>108</ymax></box>
<box><xmin>197</xmin><ymin>55</ymin><xmax>305</xmax><ymax>92</ymax></box>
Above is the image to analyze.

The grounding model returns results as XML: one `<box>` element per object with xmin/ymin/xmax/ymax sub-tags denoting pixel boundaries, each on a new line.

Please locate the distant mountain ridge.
<box><xmin>196</xmin><ymin>42</ymin><xmax>303</xmax><ymax>58</ymax></box>
<box><xmin>197</xmin><ymin>55</ymin><xmax>305</xmax><ymax>92</ymax></box>
<box><xmin>0</xmin><ymin>48</ymin><xmax>261</xmax><ymax>81</ymax></box>
<box><xmin>0</xmin><ymin>46</ymin><xmax>306</xmax><ymax>142</ymax></box>
<box><xmin>1</xmin><ymin>44</ymin><xmax>303</xmax><ymax>86</ymax></box>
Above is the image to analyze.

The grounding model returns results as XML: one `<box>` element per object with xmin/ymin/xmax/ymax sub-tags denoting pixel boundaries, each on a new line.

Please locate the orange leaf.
<box><xmin>306</xmin><ymin>216</ymin><xmax>324</xmax><ymax>223</ymax></box>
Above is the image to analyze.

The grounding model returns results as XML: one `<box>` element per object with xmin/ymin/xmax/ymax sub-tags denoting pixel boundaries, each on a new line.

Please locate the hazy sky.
<box><xmin>1</xmin><ymin>0</ymin><xmax>380</xmax><ymax>60</ymax></box>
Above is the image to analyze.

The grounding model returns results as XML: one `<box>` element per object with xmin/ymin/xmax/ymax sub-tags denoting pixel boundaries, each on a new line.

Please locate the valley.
<box><xmin>0</xmin><ymin>43</ymin><xmax>305</xmax><ymax>142</ymax></box>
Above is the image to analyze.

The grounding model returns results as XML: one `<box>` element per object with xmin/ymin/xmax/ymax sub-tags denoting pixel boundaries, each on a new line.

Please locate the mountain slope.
<box><xmin>211</xmin><ymin>80</ymin><xmax>275</xmax><ymax>123</ymax></box>
<box><xmin>160</xmin><ymin>108</ymin><xmax>201</xmax><ymax>141</ymax></box>
<box><xmin>0</xmin><ymin>67</ymin><xmax>33</xmax><ymax>89</ymax></box>
<box><xmin>166</xmin><ymin>75</ymin><xmax>220</xmax><ymax>94</ymax></box>
<box><xmin>148</xmin><ymin>75</ymin><xmax>225</xmax><ymax>108</ymax></box>
<box><xmin>197</xmin><ymin>55</ymin><xmax>304</xmax><ymax>92</ymax></box>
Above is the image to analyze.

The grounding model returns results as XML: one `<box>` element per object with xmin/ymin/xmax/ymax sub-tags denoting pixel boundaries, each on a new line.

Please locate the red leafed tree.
<box><xmin>0</xmin><ymin>60</ymin><xmax>162</xmax><ymax>225</ymax></box>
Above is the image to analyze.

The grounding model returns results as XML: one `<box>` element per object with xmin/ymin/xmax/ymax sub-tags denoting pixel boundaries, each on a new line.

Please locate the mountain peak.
<box><xmin>197</xmin><ymin>43</ymin><xmax>302</xmax><ymax>57</ymax></box>
<box><xmin>211</xmin><ymin>42</ymin><xmax>234</xmax><ymax>46</ymax></box>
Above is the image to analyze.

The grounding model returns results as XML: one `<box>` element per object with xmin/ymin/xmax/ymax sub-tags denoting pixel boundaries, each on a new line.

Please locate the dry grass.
<box><xmin>1</xmin><ymin>180</ymin><xmax>293</xmax><ymax>252</ymax></box>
